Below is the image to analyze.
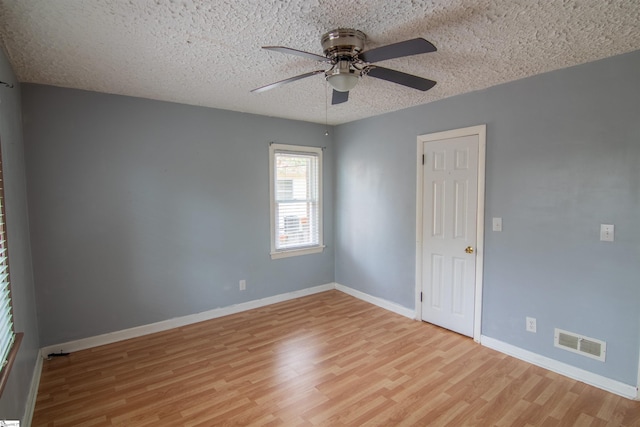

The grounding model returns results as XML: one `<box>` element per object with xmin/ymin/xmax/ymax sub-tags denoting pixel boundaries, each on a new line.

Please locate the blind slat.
<box><xmin>0</xmin><ymin>330</ymin><xmax>14</xmax><ymax>368</ymax></box>
<box><xmin>0</xmin><ymin>318</ymin><xmax>12</xmax><ymax>341</ymax></box>
<box><xmin>0</xmin><ymin>318</ymin><xmax>13</xmax><ymax>351</ymax></box>
<box><xmin>0</xmin><ymin>295</ymin><xmax>8</xmax><ymax>312</ymax></box>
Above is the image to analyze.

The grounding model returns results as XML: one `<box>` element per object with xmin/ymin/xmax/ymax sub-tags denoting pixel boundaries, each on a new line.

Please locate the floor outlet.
<box><xmin>526</xmin><ymin>317</ymin><xmax>537</xmax><ymax>333</ymax></box>
<box><xmin>239</xmin><ymin>280</ymin><xmax>246</xmax><ymax>291</ymax></box>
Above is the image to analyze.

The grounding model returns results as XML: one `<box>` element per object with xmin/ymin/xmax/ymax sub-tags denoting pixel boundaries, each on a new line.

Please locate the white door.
<box><xmin>420</xmin><ymin>132</ymin><xmax>480</xmax><ymax>337</ymax></box>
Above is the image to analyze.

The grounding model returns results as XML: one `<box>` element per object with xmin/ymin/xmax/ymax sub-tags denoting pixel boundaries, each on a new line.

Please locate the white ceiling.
<box><xmin>1</xmin><ymin>1</ymin><xmax>639</xmax><ymax>125</ymax></box>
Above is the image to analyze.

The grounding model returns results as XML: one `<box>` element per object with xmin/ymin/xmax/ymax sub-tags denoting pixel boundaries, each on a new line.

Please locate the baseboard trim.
<box><xmin>481</xmin><ymin>335</ymin><xmax>638</xmax><ymax>400</ymax></box>
<box><xmin>22</xmin><ymin>352</ymin><xmax>43</xmax><ymax>427</ymax></box>
<box><xmin>40</xmin><ymin>283</ymin><xmax>334</xmax><ymax>357</ymax></box>
<box><xmin>334</xmin><ymin>283</ymin><xmax>415</xmax><ymax>319</ymax></box>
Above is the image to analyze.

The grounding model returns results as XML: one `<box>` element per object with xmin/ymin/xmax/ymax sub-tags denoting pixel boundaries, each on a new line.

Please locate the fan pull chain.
<box><xmin>324</xmin><ymin>80</ymin><xmax>329</xmax><ymax>136</ymax></box>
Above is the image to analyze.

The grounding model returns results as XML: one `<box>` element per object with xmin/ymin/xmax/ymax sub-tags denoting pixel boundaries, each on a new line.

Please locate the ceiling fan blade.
<box><xmin>367</xmin><ymin>66</ymin><xmax>436</xmax><ymax>91</ymax></box>
<box><xmin>359</xmin><ymin>38</ymin><xmax>436</xmax><ymax>63</ymax></box>
<box><xmin>331</xmin><ymin>90</ymin><xmax>349</xmax><ymax>105</ymax></box>
<box><xmin>263</xmin><ymin>46</ymin><xmax>332</xmax><ymax>63</ymax></box>
<box><xmin>251</xmin><ymin>70</ymin><xmax>325</xmax><ymax>93</ymax></box>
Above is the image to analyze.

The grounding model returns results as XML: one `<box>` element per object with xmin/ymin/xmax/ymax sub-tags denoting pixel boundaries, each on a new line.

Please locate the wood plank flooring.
<box><xmin>32</xmin><ymin>291</ymin><xmax>640</xmax><ymax>426</ymax></box>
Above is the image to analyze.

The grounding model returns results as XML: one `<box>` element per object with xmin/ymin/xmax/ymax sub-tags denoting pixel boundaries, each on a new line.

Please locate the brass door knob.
<box><xmin>465</xmin><ymin>246</ymin><xmax>474</xmax><ymax>254</ymax></box>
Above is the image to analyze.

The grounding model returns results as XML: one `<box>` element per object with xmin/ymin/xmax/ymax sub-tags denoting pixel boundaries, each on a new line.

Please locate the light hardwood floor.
<box><xmin>33</xmin><ymin>291</ymin><xmax>639</xmax><ymax>426</ymax></box>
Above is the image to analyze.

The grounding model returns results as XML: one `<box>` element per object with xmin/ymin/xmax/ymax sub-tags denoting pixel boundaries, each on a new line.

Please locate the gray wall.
<box><xmin>22</xmin><ymin>86</ymin><xmax>335</xmax><ymax>347</ymax></box>
<box><xmin>0</xmin><ymin>49</ymin><xmax>40</xmax><ymax>420</ymax></box>
<box><xmin>334</xmin><ymin>50</ymin><xmax>640</xmax><ymax>386</ymax></box>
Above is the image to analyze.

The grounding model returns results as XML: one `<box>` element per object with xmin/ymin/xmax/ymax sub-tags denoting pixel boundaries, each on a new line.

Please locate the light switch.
<box><xmin>492</xmin><ymin>217</ymin><xmax>502</xmax><ymax>232</ymax></box>
<box><xmin>600</xmin><ymin>224</ymin><xmax>614</xmax><ymax>242</ymax></box>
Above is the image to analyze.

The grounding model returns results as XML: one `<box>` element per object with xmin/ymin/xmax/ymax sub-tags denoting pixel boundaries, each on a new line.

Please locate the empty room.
<box><xmin>0</xmin><ymin>1</ymin><xmax>639</xmax><ymax>425</ymax></box>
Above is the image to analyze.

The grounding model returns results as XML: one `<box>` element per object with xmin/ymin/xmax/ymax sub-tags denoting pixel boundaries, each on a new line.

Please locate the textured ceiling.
<box><xmin>1</xmin><ymin>0</ymin><xmax>639</xmax><ymax>125</ymax></box>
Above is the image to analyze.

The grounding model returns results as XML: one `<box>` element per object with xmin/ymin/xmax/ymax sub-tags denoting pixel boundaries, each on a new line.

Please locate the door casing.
<box><xmin>415</xmin><ymin>125</ymin><xmax>486</xmax><ymax>343</ymax></box>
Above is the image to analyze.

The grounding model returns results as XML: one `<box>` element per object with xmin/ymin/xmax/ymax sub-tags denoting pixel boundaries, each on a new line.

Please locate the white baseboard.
<box><xmin>40</xmin><ymin>283</ymin><xmax>334</xmax><ymax>357</ymax></box>
<box><xmin>22</xmin><ymin>352</ymin><xmax>43</xmax><ymax>427</ymax></box>
<box><xmin>481</xmin><ymin>335</ymin><xmax>638</xmax><ymax>400</ymax></box>
<box><xmin>334</xmin><ymin>283</ymin><xmax>415</xmax><ymax>319</ymax></box>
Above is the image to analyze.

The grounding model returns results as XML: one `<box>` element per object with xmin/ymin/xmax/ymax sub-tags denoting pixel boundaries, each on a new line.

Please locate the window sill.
<box><xmin>271</xmin><ymin>245</ymin><xmax>325</xmax><ymax>259</ymax></box>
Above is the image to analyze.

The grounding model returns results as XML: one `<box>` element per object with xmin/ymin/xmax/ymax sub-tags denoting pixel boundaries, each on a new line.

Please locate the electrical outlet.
<box><xmin>239</xmin><ymin>280</ymin><xmax>246</xmax><ymax>291</ymax></box>
<box><xmin>526</xmin><ymin>317</ymin><xmax>537</xmax><ymax>333</ymax></box>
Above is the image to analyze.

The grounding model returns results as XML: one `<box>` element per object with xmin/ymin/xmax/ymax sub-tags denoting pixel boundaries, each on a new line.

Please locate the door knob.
<box><xmin>465</xmin><ymin>246</ymin><xmax>474</xmax><ymax>254</ymax></box>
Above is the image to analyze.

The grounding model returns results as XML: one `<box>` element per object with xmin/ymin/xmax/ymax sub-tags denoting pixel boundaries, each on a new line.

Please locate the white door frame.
<box><xmin>415</xmin><ymin>125</ymin><xmax>486</xmax><ymax>343</ymax></box>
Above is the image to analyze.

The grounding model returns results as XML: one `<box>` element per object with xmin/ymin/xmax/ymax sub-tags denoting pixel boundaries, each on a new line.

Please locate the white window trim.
<box><xmin>269</xmin><ymin>143</ymin><xmax>324</xmax><ymax>259</ymax></box>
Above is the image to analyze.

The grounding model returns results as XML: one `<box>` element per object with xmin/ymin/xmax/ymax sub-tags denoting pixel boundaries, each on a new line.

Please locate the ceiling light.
<box><xmin>327</xmin><ymin>73</ymin><xmax>359</xmax><ymax>92</ymax></box>
<box><xmin>325</xmin><ymin>60</ymin><xmax>360</xmax><ymax>92</ymax></box>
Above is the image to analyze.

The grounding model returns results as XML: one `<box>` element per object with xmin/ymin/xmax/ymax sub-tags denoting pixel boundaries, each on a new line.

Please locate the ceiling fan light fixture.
<box><xmin>327</xmin><ymin>73</ymin><xmax>359</xmax><ymax>92</ymax></box>
<box><xmin>325</xmin><ymin>60</ymin><xmax>360</xmax><ymax>92</ymax></box>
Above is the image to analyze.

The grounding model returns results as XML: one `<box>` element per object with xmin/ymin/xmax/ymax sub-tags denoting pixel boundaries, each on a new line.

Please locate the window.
<box><xmin>269</xmin><ymin>144</ymin><xmax>324</xmax><ymax>259</ymax></box>
<box><xmin>0</xmin><ymin>146</ymin><xmax>22</xmax><ymax>397</ymax></box>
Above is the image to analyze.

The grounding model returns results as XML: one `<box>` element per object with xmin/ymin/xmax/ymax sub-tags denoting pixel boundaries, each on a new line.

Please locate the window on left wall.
<box><xmin>0</xmin><ymin>145</ymin><xmax>23</xmax><ymax>397</ymax></box>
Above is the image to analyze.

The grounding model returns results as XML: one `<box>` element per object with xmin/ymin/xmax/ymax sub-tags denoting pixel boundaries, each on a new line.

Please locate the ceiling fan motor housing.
<box><xmin>321</xmin><ymin>28</ymin><xmax>366</xmax><ymax>60</ymax></box>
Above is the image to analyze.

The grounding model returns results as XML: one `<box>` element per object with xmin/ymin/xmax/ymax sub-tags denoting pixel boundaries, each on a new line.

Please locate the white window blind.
<box><xmin>0</xmin><ymin>154</ymin><xmax>14</xmax><ymax>374</ymax></box>
<box><xmin>269</xmin><ymin>144</ymin><xmax>323</xmax><ymax>259</ymax></box>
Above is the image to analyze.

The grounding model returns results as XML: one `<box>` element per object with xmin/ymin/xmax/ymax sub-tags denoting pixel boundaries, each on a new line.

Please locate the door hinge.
<box><xmin>422</xmin><ymin>154</ymin><xmax>425</xmax><ymax>165</ymax></box>
<box><xmin>420</xmin><ymin>292</ymin><xmax>423</xmax><ymax>302</ymax></box>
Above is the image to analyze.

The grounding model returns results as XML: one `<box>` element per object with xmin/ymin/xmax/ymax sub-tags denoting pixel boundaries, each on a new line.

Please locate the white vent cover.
<box><xmin>554</xmin><ymin>328</ymin><xmax>606</xmax><ymax>362</ymax></box>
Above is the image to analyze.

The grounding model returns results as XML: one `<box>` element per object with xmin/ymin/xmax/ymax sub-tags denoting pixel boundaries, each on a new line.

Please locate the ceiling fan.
<box><xmin>251</xmin><ymin>29</ymin><xmax>437</xmax><ymax>105</ymax></box>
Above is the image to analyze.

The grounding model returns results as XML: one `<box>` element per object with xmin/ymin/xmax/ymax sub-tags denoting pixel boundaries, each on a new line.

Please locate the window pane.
<box><xmin>274</xmin><ymin>150</ymin><xmax>319</xmax><ymax>251</ymax></box>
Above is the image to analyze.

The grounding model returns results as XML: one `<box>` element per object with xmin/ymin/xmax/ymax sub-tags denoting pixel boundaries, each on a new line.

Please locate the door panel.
<box><xmin>430</xmin><ymin>254</ymin><xmax>444</xmax><ymax>309</ymax></box>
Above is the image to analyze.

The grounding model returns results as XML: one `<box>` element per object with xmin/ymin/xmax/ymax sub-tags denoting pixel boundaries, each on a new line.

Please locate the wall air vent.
<box><xmin>554</xmin><ymin>328</ymin><xmax>606</xmax><ymax>362</ymax></box>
